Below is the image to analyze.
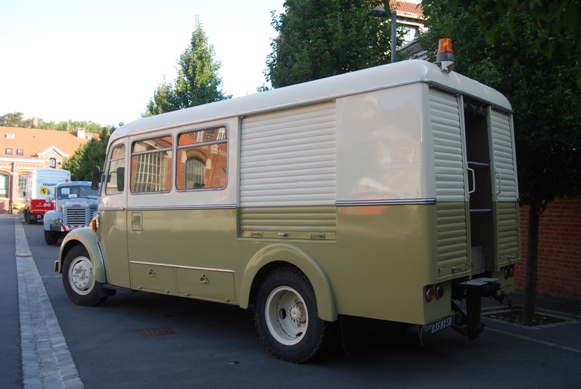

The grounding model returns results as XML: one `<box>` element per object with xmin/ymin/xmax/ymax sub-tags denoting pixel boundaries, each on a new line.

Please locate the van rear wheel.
<box><xmin>254</xmin><ymin>267</ymin><xmax>334</xmax><ymax>363</ymax></box>
<box><xmin>62</xmin><ymin>245</ymin><xmax>107</xmax><ymax>306</ymax></box>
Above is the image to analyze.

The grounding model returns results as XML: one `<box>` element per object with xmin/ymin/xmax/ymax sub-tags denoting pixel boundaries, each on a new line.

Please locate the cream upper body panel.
<box><xmin>110</xmin><ymin>61</ymin><xmax>511</xmax><ymax>144</ymax></box>
<box><xmin>105</xmin><ymin>61</ymin><xmax>512</xmax><ymax>208</ymax></box>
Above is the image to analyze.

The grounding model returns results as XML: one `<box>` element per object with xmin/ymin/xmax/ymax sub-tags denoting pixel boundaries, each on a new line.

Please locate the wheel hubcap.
<box><xmin>265</xmin><ymin>286</ymin><xmax>308</xmax><ymax>346</ymax></box>
<box><xmin>69</xmin><ymin>257</ymin><xmax>95</xmax><ymax>295</ymax></box>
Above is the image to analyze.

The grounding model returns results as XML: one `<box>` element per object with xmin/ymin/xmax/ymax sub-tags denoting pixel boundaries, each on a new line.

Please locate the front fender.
<box><xmin>238</xmin><ymin>244</ymin><xmax>337</xmax><ymax>321</ymax></box>
<box><xmin>43</xmin><ymin>210</ymin><xmax>59</xmax><ymax>230</ymax></box>
<box><xmin>55</xmin><ymin>227</ymin><xmax>106</xmax><ymax>283</ymax></box>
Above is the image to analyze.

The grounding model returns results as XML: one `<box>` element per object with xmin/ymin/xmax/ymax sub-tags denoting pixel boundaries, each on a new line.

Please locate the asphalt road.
<box><xmin>2</xmin><ymin>214</ymin><xmax>581</xmax><ymax>388</ymax></box>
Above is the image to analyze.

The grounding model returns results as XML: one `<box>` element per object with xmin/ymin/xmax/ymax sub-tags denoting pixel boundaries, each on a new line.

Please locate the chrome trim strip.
<box><xmin>126</xmin><ymin>204</ymin><xmax>237</xmax><ymax>211</ymax></box>
<box><xmin>130</xmin><ymin>261</ymin><xmax>235</xmax><ymax>274</ymax></box>
<box><xmin>336</xmin><ymin>198</ymin><xmax>436</xmax><ymax>207</ymax></box>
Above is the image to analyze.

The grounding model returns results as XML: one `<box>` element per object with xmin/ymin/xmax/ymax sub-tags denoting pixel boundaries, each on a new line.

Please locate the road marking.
<box><xmin>15</xmin><ymin>219</ymin><xmax>84</xmax><ymax>388</ymax></box>
<box><xmin>487</xmin><ymin>327</ymin><xmax>581</xmax><ymax>354</ymax></box>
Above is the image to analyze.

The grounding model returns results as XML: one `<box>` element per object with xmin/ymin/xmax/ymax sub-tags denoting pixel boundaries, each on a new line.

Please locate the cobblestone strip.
<box><xmin>15</xmin><ymin>220</ymin><xmax>84</xmax><ymax>389</ymax></box>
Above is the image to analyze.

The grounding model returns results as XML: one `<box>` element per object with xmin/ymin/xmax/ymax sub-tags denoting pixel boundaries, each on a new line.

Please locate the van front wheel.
<box><xmin>254</xmin><ymin>267</ymin><xmax>334</xmax><ymax>363</ymax></box>
<box><xmin>62</xmin><ymin>245</ymin><xmax>107</xmax><ymax>306</ymax></box>
<box><xmin>44</xmin><ymin>230</ymin><xmax>59</xmax><ymax>245</ymax></box>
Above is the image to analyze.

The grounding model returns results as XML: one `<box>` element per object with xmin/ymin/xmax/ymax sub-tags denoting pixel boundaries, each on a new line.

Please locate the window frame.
<box><xmin>130</xmin><ymin>134</ymin><xmax>173</xmax><ymax>194</ymax></box>
<box><xmin>175</xmin><ymin>126</ymin><xmax>228</xmax><ymax>192</ymax></box>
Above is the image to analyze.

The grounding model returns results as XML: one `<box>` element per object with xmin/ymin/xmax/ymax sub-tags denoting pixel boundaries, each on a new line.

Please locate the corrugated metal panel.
<box><xmin>240</xmin><ymin>206</ymin><xmax>337</xmax><ymax>240</ymax></box>
<box><xmin>495</xmin><ymin>202</ymin><xmax>520</xmax><ymax>270</ymax></box>
<box><xmin>490</xmin><ymin>110</ymin><xmax>518</xmax><ymax>201</ymax></box>
<box><xmin>429</xmin><ymin>89</ymin><xmax>466</xmax><ymax>202</ymax></box>
<box><xmin>240</xmin><ymin>102</ymin><xmax>336</xmax><ymax>206</ymax></box>
<box><xmin>436</xmin><ymin>202</ymin><xmax>470</xmax><ymax>278</ymax></box>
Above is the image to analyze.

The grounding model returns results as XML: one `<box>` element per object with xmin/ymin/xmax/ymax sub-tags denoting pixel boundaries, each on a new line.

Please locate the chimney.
<box><xmin>77</xmin><ymin>128</ymin><xmax>85</xmax><ymax>139</ymax></box>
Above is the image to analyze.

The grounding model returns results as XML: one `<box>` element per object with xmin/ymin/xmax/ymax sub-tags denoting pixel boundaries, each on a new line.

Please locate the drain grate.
<box><xmin>138</xmin><ymin>327</ymin><xmax>176</xmax><ymax>337</ymax></box>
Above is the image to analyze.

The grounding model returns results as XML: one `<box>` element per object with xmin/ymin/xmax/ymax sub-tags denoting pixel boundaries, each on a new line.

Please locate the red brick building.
<box><xmin>516</xmin><ymin>197</ymin><xmax>581</xmax><ymax>302</ymax></box>
<box><xmin>0</xmin><ymin>126</ymin><xmax>99</xmax><ymax>213</ymax></box>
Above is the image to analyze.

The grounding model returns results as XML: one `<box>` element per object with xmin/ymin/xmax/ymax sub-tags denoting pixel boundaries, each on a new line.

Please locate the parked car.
<box><xmin>43</xmin><ymin>181</ymin><xmax>98</xmax><ymax>245</ymax></box>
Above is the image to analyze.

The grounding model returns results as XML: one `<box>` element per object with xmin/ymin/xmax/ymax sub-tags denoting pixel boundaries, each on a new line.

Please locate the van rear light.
<box><xmin>425</xmin><ymin>286</ymin><xmax>436</xmax><ymax>302</ymax></box>
<box><xmin>504</xmin><ymin>265</ymin><xmax>515</xmax><ymax>279</ymax></box>
<box><xmin>425</xmin><ymin>284</ymin><xmax>445</xmax><ymax>302</ymax></box>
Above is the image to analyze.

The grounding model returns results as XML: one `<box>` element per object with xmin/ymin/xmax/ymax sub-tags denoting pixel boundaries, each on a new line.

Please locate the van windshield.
<box><xmin>57</xmin><ymin>186</ymin><xmax>99</xmax><ymax>200</ymax></box>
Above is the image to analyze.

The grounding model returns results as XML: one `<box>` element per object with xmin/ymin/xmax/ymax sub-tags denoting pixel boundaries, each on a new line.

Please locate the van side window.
<box><xmin>176</xmin><ymin>127</ymin><xmax>227</xmax><ymax>190</ymax></box>
<box><xmin>130</xmin><ymin>136</ymin><xmax>173</xmax><ymax>193</ymax></box>
<box><xmin>105</xmin><ymin>144</ymin><xmax>125</xmax><ymax>195</ymax></box>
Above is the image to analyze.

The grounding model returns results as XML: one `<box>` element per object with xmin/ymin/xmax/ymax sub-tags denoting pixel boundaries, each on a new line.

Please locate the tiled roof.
<box><xmin>390</xmin><ymin>0</ymin><xmax>423</xmax><ymax>16</ymax></box>
<box><xmin>1</xmin><ymin>126</ymin><xmax>100</xmax><ymax>158</ymax></box>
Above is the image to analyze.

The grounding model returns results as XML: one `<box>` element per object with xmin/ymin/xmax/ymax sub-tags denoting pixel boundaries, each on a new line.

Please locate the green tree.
<box><xmin>266</xmin><ymin>0</ymin><xmax>398</xmax><ymax>88</ymax></box>
<box><xmin>37</xmin><ymin>119</ymin><xmax>106</xmax><ymax>133</ymax></box>
<box><xmin>143</xmin><ymin>18</ymin><xmax>231</xmax><ymax>117</ymax></box>
<box><xmin>62</xmin><ymin>127</ymin><xmax>113</xmax><ymax>180</ymax></box>
<box><xmin>419</xmin><ymin>0</ymin><xmax>581</xmax><ymax>320</ymax></box>
<box><xmin>439</xmin><ymin>0</ymin><xmax>580</xmax><ymax>85</ymax></box>
<box><xmin>1</xmin><ymin>112</ymin><xmax>36</xmax><ymax>127</ymax></box>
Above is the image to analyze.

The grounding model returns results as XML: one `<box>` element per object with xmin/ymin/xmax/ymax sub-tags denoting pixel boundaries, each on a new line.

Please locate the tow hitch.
<box><xmin>451</xmin><ymin>278</ymin><xmax>502</xmax><ymax>340</ymax></box>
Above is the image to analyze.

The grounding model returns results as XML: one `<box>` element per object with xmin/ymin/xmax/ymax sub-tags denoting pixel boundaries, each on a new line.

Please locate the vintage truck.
<box><xmin>43</xmin><ymin>181</ymin><xmax>98</xmax><ymax>245</ymax></box>
<box><xmin>24</xmin><ymin>168</ymin><xmax>71</xmax><ymax>224</ymax></box>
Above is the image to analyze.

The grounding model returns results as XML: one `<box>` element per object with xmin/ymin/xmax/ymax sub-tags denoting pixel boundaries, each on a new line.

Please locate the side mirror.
<box><xmin>116</xmin><ymin>167</ymin><xmax>125</xmax><ymax>191</ymax></box>
<box><xmin>91</xmin><ymin>166</ymin><xmax>102</xmax><ymax>190</ymax></box>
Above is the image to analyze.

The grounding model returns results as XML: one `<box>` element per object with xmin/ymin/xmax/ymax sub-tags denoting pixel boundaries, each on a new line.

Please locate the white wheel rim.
<box><xmin>265</xmin><ymin>286</ymin><xmax>308</xmax><ymax>346</ymax></box>
<box><xmin>68</xmin><ymin>256</ymin><xmax>95</xmax><ymax>295</ymax></box>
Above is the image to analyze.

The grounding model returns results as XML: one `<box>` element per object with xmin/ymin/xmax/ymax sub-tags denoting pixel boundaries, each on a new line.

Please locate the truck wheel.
<box><xmin>254</xmin><ymin>267</ymin><xmax>335</xmax><ymax>363</ymax></box>
<box><xmin>62</xmin><ymin>245</ymin><xmax>107</xmax><ymax>306</ymax></box>
<box><xmin>44</xmin><ymin>230</ymin><xmax>59</xmax><ymax>245</ymax></box>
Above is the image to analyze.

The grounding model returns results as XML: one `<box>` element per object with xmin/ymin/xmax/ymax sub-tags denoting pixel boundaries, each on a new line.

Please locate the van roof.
<box><xmin>112</xmin><ymin>60</ymin><xmax>511</xmax><ymax>141</ymax></box>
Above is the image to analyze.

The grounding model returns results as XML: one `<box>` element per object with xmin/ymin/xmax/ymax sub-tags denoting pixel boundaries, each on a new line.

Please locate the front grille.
<box><xmin>64</xmin><ymin>207</ymin><xmax>88</xmax><ymax>225</ymax></box>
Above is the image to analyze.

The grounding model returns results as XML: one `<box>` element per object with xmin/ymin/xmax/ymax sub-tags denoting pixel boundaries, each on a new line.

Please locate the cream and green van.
<box><xmin>55</xmin><ymin>59</ymin><xmax>520</xmax><ymax>363</ymax></box>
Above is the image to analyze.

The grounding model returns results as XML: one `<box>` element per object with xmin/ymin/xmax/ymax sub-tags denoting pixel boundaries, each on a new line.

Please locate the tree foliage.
<box><xmin>266</xmin><ymin>0</ymin><xmax>399</xmax><ymax>88</ymax></box>
<box><xmin>62</xmin><ymin>127</ymin><xmax>113</xmax><ymax>180</ymax></box>
<box><xmin>1</xmin><ymin>112</ymin><xmax>36</xmax><ymax>128</ymax></box>
<box><xmin>1</xmin><ymin>111</ymin><xmax>107</xmax><ymax>132</ymax></box>
<box><xmin>143</xmin><ymin>18</ymin><xmax>231</xmax><ymax>117</ymax></box>
<box><xmin>419</xmin><ymin>0</ymin><xmax>581</xmax><ymax>318</ymax></box>
<box><xmin>437</xmin><ymin>0</ymin><xmax>581</xmax><ymax>86</ymax></box>
<box><xmin>37</xmin><ymin>119</ymin><xmax>105</xmax><ymax>133</ymax></box>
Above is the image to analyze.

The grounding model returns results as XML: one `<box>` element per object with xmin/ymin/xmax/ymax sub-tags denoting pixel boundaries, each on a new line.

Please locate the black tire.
<box><xmin>62</xmin><ymin>245</ymin><xmax>107</xmax><ymax>306</ymax></box>
<box><xmin>44</xmin><ymin>230</ymin><xmax>59</xmax><ymax>245</ymax></box>
<box><xmin>254</xmin><ymin>267</ymin><xmax>335</xmax><ymax>363</ymax></box>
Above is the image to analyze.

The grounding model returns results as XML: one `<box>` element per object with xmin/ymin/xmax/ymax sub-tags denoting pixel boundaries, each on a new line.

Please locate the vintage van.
<box><xmin>55</xmin><ymin>59</ymin><xmax>519</xmax><ymax>363</ymax></box>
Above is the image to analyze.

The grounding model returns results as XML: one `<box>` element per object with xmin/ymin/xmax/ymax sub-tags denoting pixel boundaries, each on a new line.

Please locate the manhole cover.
<box><xmin>138</xmin><ymin>327</ymin><xmax>176</xmax><ymax>337</ymax></box>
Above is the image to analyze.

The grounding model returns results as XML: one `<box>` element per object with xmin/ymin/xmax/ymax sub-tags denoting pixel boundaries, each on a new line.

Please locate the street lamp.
<box><xmin>368</xmin><ymin>5</ymin><xmax>397</xmax><ymax>63</ymax></box>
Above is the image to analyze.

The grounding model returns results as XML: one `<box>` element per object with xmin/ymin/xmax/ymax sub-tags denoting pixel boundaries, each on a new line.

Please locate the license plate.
<box><xmin>421</xmin><ymin>313</ymin><xmax>454</xmax><ymax>336</ymax></box>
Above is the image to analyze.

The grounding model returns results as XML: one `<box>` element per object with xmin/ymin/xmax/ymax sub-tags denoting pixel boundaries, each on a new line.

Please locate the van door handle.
<box><xmin>467</xmin><ymin>167</ymin><xmax>476</xmax><ymax>194</ymax></box>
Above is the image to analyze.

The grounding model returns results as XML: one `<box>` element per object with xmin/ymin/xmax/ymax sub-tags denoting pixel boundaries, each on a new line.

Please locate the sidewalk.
<box><xmin>482</xmin><ymin>292</ymin><xmax>581</xmax><ymax>355</ymax></box>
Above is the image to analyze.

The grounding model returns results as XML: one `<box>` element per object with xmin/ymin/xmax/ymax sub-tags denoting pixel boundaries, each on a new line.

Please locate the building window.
<box><xmin>49</xmin><ymin>158</ymin><xmax>56</xmax><ymax>168</ymax></box>
<box><xmin>5</xmin><ymin>148</ymin><xmax>13</xmax><ymax>155</ymax></box>
<box><xmin>0</xmin><ymin>173</ymin><xmax>8</xmax><ymax>198</ymax></box>
<box><xmin>18</xmin><ymin>174</ymin><xmax>29</xmax><ymax>198</ymax></box>
<box><xmin>131</xmin><ymin>136</ymin><xmax>172</xmax><ymax>193</ymax></box>
<box><xmin>176</xmin><ymin>127</ymin><xmax>228</xmax><ymax>190</ymax></box>
<box><xmin>401</xmin><ymin>25</ymin><xmax>418</xmax><ymax>43</ymax></box>
<box><xmin>17</xmin><ymin>149</ymin><xmax>24</xmax><ymax>155</ymax></box>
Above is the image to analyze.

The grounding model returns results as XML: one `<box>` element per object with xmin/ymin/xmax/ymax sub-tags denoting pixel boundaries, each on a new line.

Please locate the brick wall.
<box><xmin>516</xmin><ymin>197</ymin><xmax>581</xmax><ymax>301</ymax></box>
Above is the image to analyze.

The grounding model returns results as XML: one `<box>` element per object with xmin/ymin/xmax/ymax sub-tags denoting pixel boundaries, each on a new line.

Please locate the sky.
<box><xmin>0</xmin><ymin>0</ymin><xmax>284</xmax><ymax>127</ymax></box>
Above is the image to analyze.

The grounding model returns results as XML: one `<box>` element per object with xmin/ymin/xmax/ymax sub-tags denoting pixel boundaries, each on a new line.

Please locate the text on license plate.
<box><xmin>421</xmin><ymin>313</ymin><xmax>454</xmax><ymax>335</ymax></box>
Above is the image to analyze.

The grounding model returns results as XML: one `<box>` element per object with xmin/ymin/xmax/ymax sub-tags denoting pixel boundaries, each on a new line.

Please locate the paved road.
<box><xmin>2</xmin><ymin>214</ymin><xmax>581</xmax><ymax>388</ymax></box>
